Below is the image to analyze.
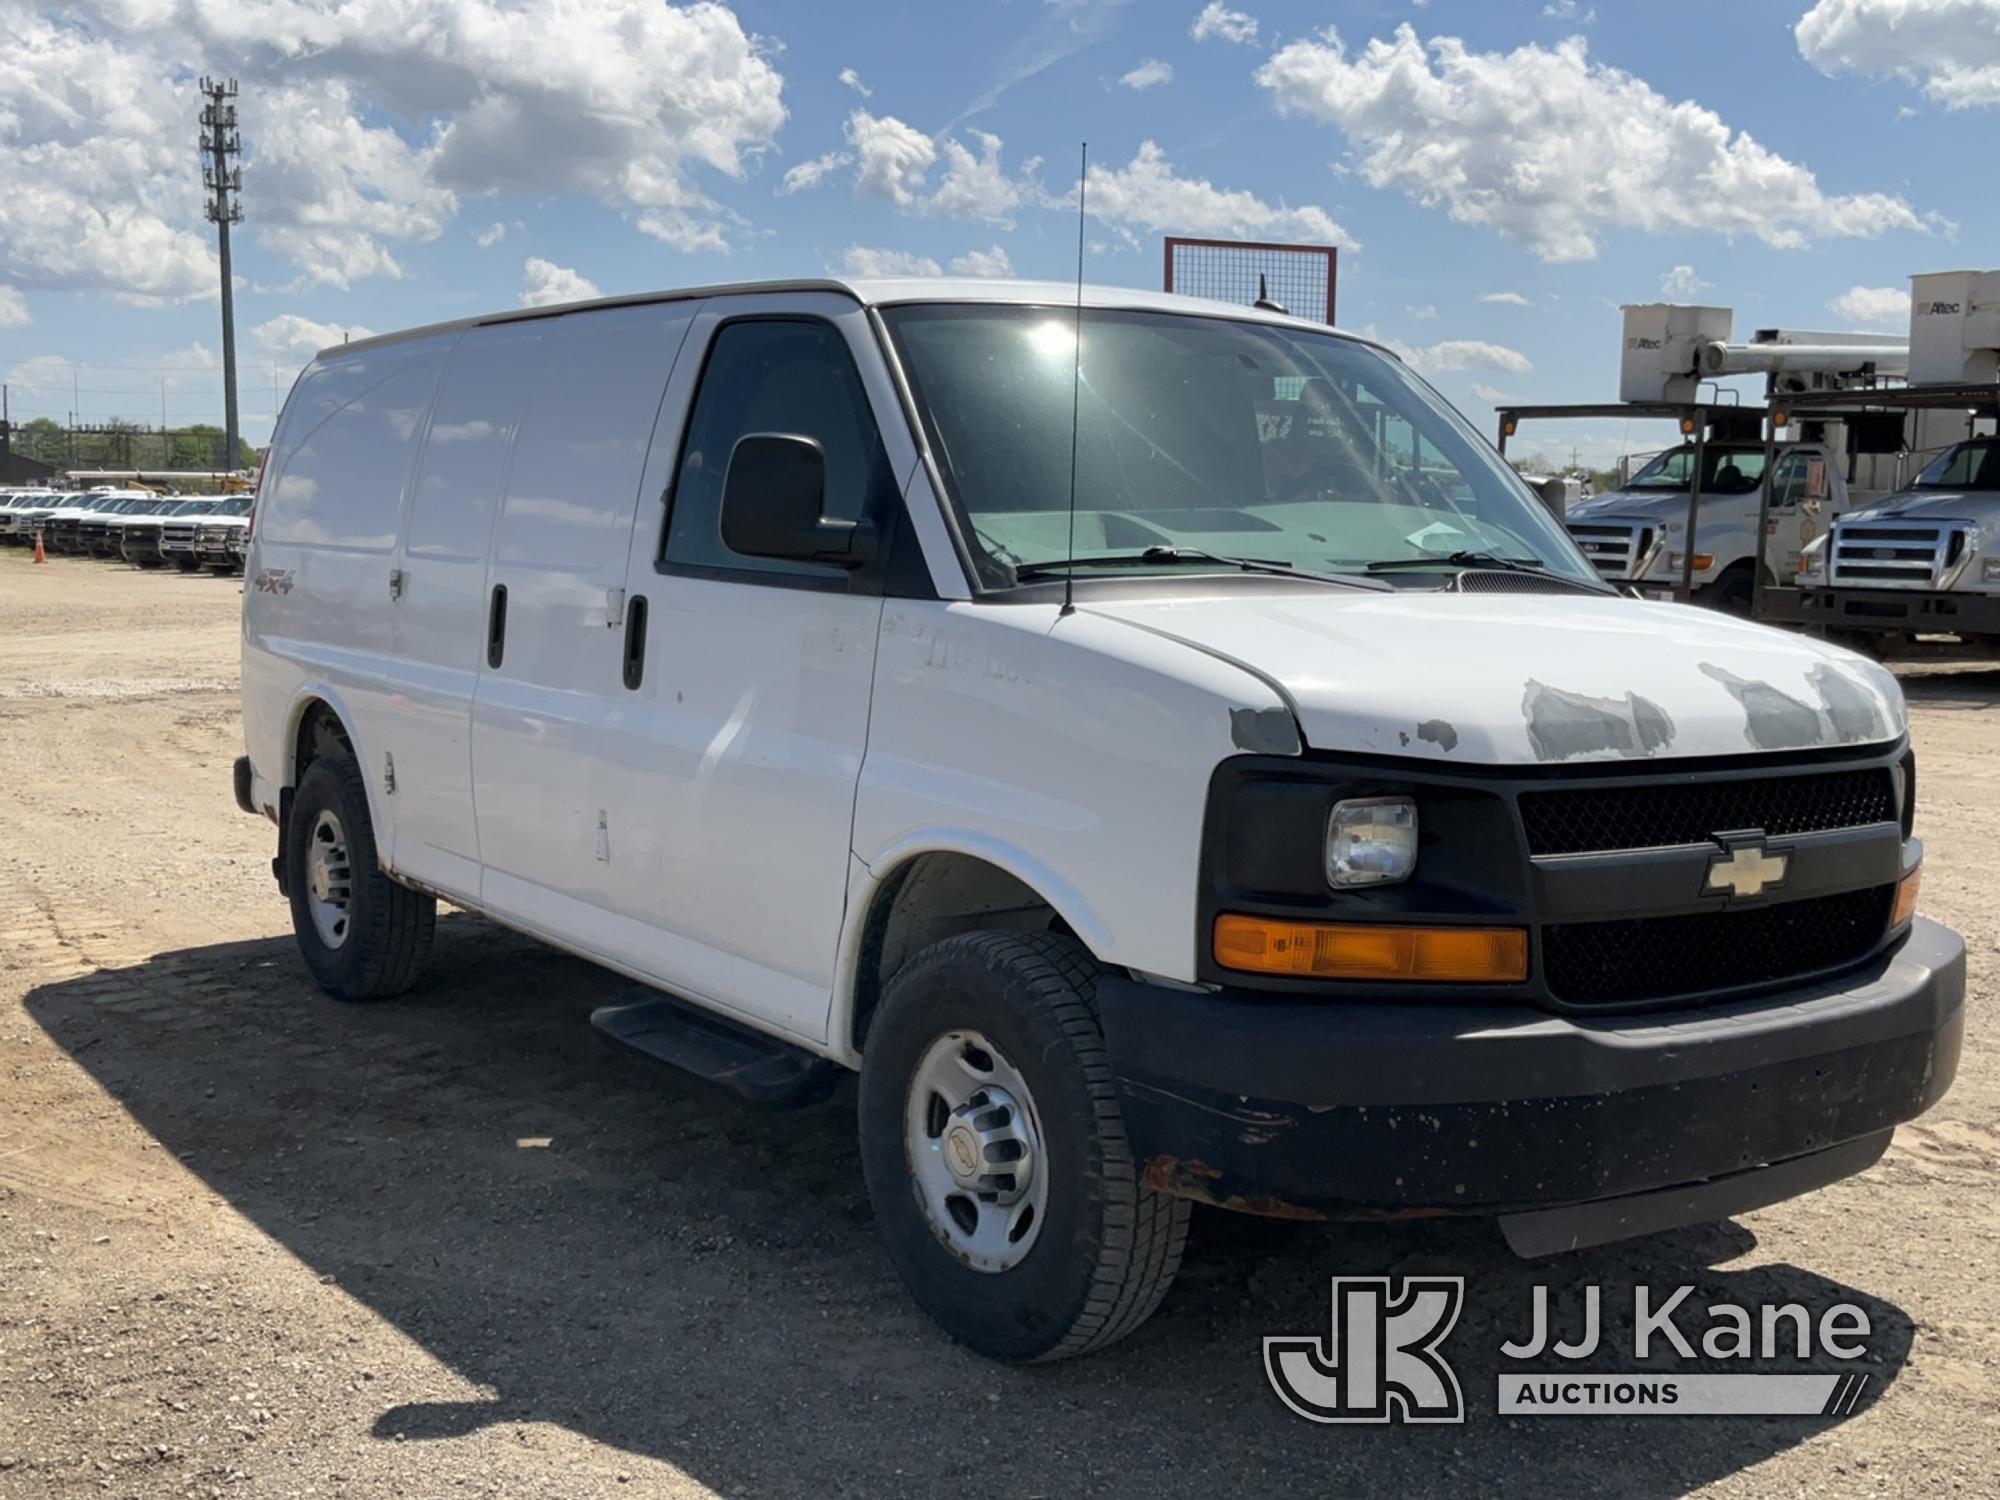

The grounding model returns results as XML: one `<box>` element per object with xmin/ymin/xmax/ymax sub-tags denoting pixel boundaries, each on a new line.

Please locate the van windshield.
<box><xmin>881</xmin><ymin>304</ymin><xmax>1602</xmax><ymax>588</ymax></box>
<box><xmin>1623</xmin><ymin>444</ymin><xmax>1767</xmax><ymax>495</ymax></box>
<box><xmin>1913</xmin><ymin>439</ymin><xmax>2000</xmax><ymax>490</ymax></box>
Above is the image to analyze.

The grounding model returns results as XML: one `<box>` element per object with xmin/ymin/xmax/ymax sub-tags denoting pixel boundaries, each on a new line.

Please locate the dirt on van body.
<box><xmin>1</xmin><ymin>553</ymin><xmax>1996</xmax><ymax>1499</ymax></box>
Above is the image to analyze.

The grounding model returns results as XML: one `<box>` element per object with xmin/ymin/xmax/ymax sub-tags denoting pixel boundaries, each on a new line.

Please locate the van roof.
<box><xmin>326</xmin><ymin>277</ymin><xmax>1382</xmax><ymax>361</ymax></box>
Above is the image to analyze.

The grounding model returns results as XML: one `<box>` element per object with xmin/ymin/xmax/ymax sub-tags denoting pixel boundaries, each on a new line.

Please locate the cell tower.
<box><xmin>200</xmin><ymin>77</ymin><xmax>244</xmax><ymax>470</ymax></box>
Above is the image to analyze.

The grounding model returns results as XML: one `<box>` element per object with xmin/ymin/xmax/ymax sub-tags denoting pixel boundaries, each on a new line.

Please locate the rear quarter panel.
<box><xmin>242</xmin><ymin>334</ymin><xmax>456</xmax><ymax>819</ymax></box>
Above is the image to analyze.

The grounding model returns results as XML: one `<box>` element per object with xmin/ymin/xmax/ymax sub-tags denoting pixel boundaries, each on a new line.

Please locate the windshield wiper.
<box><xmin>1014</xmin><ymin>545</ymin><xmax>1390</xmax><ymax>591</ymax></box>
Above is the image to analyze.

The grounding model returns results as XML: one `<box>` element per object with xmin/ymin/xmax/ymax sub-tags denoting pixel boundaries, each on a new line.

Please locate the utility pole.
<box><xmin>200</xmin><ymin>77</ymin><xmax>244</xmax><ymax>472</ymax></box>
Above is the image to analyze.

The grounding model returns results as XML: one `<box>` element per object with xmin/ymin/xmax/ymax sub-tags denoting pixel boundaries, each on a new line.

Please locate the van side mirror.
<box><xmin>719</xmin><ymin>433</ymin><xmax>877</xmax><ymax>569</ymax></box>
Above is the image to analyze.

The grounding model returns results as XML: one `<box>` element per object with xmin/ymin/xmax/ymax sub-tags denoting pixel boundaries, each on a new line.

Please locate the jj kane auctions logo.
<box><xmin>1266</xmin><ymin>1278</ymin><xmax>1875</xmax><ymax>1423</ymax></box>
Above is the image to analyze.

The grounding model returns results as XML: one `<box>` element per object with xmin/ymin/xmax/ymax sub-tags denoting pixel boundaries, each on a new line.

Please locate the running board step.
<box><xmin>590</xmin><ymin>990</ymin><xmax>839</xmax><ymax>1109</ymax></box>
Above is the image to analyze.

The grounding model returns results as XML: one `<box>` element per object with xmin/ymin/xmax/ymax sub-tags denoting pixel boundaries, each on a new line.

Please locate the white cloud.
<box><xmin>1120</xmin><ymin>58</ymin><xmax>1175</xmax><ymax>90</ymax></box>
<box><xmin>1830</xmin><ymin>284</ymin><xmax>1912</xmax><ymax>330</ymax></box>
<box><xmin>1659</xmin><ymin>265</ymin><xmax>1711</xmax><ymax>298</ymax></box>
<box><xmin>780</xmin><ymin>151</ymin><xmax>854</xmax><ymax>195</ymax></box>
<box><xmin>950</xmin><ymin>245</ymin><xmax>1015</xmax><ymax>277</ymax></box>
<box><xmin>1256</xmin><ymin>25</ymin><xmax>1929</xmax><ymax>262</ymax></box>
<box><xmin>1480</xmin><ymin>290</ymin><xmax>1532</xmax><ymax>306</ymax></box>
<box><xmin>838</xmin><ymin>66</ymin><xmax>873</xmax><ymax>97</ymax></box>
<box><xmin>800</xmin><ymin>112</ymin><xmax>1040</xmax><ymax>225</ymax></box>
<box><xmin>928</xmin><ymin>130</ymin><xmax>1031</xmax><ymax>227</ymax></box>
<box><xmin>520</xmin><ymin>257</ymin><xmax>601</xmax><ymax>308</ymax></box>
<box><xmin>1542</xmin><ymin>0</ymin><xmax>1596</xmax><ymax>20</ymax></box>
<box><xmin>1191</xmin><ymin>3</ymin><xmax>1260</xmax><ymax>45</ymax></box>
<box><xmin>250</xmin><ymin>313</ymin><xmax>377</xmax><ymax>356</ymax></box>
<box><xmin>1798</xmin><ymin>0</ymin><xmax>2000</xmax><ymax>109</ymax></box>
<box><xmin>840</xmin><ymin>246</ymin><xmax>943</xmax><ymax>277</ymax></box>
<box><xmin>1407</xmin><ymin>304</ymin><xmax>1438</xmax><ymax>320</ymax></box>
<box><xmin>476</xmin><ymin>222</ymin><xmax>509</xmax><ymax>248</ymax></box>
<box><xmin>0</xmin><ymin>1</ymin><xmax>786</xmax><ymax>301</ymax></box>
<box><xmin>0</xmin><ymin>286</ymin><xmax>28</xmax><ymax>329</ymax></box>
<box><xmin>1470</xmin><ymin>382</ymin><xmax>1510</xmax><ymax>402</ymax></box>
<box><xmin>845</xmin><ymin>109</ymin><xmax>938</xmax><ymax>206</ymax></box>
<box><xmin>1400</xmin><ymin>338</ymin><xmax>1533</xmax><ymax>374</ymax></box>
<box><xmin>1083</xmin><ymin>141</ymin><xmax>1356</xmax><ymax>248</ymax></box>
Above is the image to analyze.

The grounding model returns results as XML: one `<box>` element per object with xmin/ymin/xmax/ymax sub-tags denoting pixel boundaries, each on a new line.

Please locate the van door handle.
<box><xmin>487</xmin><ymin>584</ymin><xmax>508</xmax><ymax>668</ymax></box>
<box><xmin>622</xmin><ymin>595</ymin><xmax>648</xmax><ymax>690</ymax></box>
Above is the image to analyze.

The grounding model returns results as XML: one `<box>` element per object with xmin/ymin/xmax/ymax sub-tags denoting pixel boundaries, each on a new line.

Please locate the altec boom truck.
<box><xmin>1510</xmin><ymin>304</ymin><xmax>1914</xmax><ymax>614</ymax></box>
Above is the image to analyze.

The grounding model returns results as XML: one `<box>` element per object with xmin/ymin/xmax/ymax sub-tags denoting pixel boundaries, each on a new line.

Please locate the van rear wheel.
<box><xmin>857</xmin><ymin>931</ymin><xmax>1190</xmax><ymax>1362</ymax></box>
<box><xmin>285</xmin><ymin>753</ymin><xmax>435</xmax><ymax>1001</ymax></box>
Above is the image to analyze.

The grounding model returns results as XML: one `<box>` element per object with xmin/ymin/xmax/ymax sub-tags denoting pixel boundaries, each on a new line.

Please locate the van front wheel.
<box><xmin>857</xmin><ymin>931</ymin><xmax>1191</xmax><ymax>1362</ymax></box>
<box><xmin>285</xmin><ymin>753</ymin><xmax>435</xmax><ymax>1001</ymax></box>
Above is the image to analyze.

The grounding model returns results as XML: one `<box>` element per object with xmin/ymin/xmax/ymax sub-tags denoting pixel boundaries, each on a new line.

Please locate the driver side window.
<box><xmin>662</xmin><ymin>319</ymin><xmax>893</xmax><ymax>581</ymax></box>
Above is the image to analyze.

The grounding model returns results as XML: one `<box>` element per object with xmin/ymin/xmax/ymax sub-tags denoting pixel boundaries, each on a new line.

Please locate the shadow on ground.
<box><xmin>26</xmin><ymin>916</ymin><xmax>1915</xmax><ymax>1497</ymax></box>
<box><xmin>1896</xmin><ymin>667</ymin><xmax>2000</xmax><ymax>712</ymax></box>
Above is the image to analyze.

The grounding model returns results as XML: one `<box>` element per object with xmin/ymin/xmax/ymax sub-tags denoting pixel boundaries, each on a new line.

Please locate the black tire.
<box><xmin>1704</xmin><ymin>564</ymin><xmax>1756</xmax><ymax>617</ymax></box>
<box><xmin>176</xmin><ymin>557</ymin><xmax>201</xmax><ymax>573</ymax></box>
<box><xmin>858</xmin><ymin>931</ymin><xmax>1191</xmax><ymax>1362</ymax></box>
<box><xmin>285</xmin><ymin>753</ymin><xmax>435</xmax><ymax>1001</ymax></box>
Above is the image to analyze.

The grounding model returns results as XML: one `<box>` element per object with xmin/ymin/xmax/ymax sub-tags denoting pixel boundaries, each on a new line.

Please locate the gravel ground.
<box><xmin>1</xmin><ymin>553</ymin><xmax>1994</xmax><ymax>1499</ymax></box>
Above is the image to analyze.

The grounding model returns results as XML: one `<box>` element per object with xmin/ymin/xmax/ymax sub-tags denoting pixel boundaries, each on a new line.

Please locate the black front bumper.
<box><xmin>1798</xmin><ymin>586</ymin><xmax>2000</xmax><ymax>635</ymax></box>
<box><xmin>1098</xmin><ymin>918</ymin><xmax>1963</xmax><ymax>1233</ymax></box>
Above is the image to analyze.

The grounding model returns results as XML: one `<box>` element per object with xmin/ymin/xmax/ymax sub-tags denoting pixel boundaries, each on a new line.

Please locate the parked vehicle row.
<box><xmin>0</xmin><ymin>487</ymin><xmax>251</xmax><ymax>573</ymax></box>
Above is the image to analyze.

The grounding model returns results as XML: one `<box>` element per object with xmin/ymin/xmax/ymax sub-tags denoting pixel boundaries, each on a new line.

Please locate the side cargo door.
<box><xmin>470</xmin><ymin>301</ymin><xmax>699</xmax><ymax>932</ymax></box>
<box><xmin>383</xmin><ymin>323</ymin><xmax>545</xmax><ymax>898</ymax></box>
<box><xmin>601</xmin><ymin>295</ymin><xmax>917</xmax><ymax>1041</ymax></box>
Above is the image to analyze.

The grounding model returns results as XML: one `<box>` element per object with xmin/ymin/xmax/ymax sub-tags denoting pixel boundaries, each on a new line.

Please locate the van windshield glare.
<box><xmin>880</xmin><ymin>304</ymin><xmax>1603</xmax><ymax>588</ymax></box>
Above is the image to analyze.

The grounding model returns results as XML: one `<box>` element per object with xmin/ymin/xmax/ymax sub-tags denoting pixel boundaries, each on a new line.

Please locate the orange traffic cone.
<box><xmin>33</xmin><ymin>532</ymin><xmax>46</xmax><ymax>564</ymax></box>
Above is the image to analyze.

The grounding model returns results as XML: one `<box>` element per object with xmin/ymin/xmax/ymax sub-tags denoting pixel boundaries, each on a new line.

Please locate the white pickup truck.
<box><xmin>234</xmin><ymin>277</ymin><xmax>1962</xmax><ymax>1361</ymax></box>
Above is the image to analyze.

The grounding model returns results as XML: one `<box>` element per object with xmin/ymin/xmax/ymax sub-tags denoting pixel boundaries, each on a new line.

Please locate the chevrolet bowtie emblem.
<box><xmin>1706</xmin><ymin>845</ymin><xmax>1790</xmax><ymax>898</ymax></box>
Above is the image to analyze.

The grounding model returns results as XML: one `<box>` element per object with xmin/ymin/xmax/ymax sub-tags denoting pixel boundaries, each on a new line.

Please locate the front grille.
<box><xmin>1566</xmin><ymin>522</ymin><xmax>1653</xmax><ymax>581</ymax></box>
<box><xmin>162</xmin><ymin>523</ymin><xmax>199</xmax><ymax>552</ymax></box>
<box><xmin>1519</xmin><ymin>767</ymin><xmax>1897</xmax><ymax>856</ymax></box>
<box><xmin>1829</xmin><ymin>519</ymin><xmax>1966</xmax><ymax>590</ymax></box>
<box><xmin>1543</xmin><ymin>885</ymin><xmax>1894</xmax><ymax>1008</ymax></box>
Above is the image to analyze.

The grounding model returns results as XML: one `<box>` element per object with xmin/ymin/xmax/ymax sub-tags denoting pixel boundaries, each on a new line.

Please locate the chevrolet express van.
<box><xmin>236</xmin><ymin>280</ymin><xmax>1963</xmax><ymax>1362</ymax></box>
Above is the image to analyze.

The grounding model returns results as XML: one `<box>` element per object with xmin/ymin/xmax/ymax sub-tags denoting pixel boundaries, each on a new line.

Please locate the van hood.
<box><xmin>1080</xmin><ymin>589</ymin><xmax>1905</xmax><ymax>765</ymax></box>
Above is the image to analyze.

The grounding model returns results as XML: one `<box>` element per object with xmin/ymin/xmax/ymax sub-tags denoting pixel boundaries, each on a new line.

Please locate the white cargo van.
<box><xmin>236</xmin><ymin>279</ymin><xmax>1962</xmax><ymax>1362</ymax></box>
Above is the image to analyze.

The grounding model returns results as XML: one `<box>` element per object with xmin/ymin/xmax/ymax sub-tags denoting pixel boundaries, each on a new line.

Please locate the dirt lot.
<box><xmin>0</xmin><ymin>554</ymin><xmax>1994</xmax><ymax>1499</ymax></box>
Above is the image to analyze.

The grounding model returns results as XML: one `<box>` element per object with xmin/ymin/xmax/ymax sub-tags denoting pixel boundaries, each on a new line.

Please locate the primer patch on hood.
<box><xmin>1699</xmin><ymin>660</ymin><xmax>1897</xmax><ymax>751</ymax></box>
<box><xmin>1523</xmin><ymin>681</ymin><xmax>1677</xmax><ymax>762</ymax></box>
<box><xmin>1698</xmin><ymin>664</ymin><xmax>1822</xmax><ymax>750</ymax></box>
<box><xmin>1808</xmin><ymin>663</ymin><xmax>1890</xmax><ymax>744</ymax></box>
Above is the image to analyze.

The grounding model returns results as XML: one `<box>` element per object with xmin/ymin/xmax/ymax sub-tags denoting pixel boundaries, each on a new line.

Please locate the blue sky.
<box><xmin>0</xmin><ymin>0</ymin><xmax>1990</xmax><ymax>460</ymax></box>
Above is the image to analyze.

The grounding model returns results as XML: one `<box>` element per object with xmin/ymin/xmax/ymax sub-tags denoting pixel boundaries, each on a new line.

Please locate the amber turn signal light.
<box><xmin>1213</xmin><ymin>915</ymin><xmax>1529</xmax><ymax>983</ymax></box>
<box><xmin>1891</xmin><ymin>867</ymin><xmax>1921</xmax><ymax>928</ymax></box>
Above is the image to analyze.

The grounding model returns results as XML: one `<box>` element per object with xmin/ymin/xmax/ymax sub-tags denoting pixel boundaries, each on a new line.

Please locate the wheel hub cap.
<box><xmin>905</xmin><ymin>1031</ymin><xmax>1049</xmax><ymax>1273</ymax></box>
<box><xmin>304</xmin><ymin>809</ymin><xmax>354</xmax><ymax>950</ymax></box>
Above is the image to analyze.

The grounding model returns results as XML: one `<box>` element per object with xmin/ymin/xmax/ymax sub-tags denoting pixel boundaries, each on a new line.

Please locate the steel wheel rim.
<box><xmin>904</xmin><ymin>1028</ymin><xmax>1049</xmax><ymax>1273</ymax></box>
<box><xmin>304</xmin><ymin>809</ymin><xmax>354</xmax><ymax>950</ymax></box>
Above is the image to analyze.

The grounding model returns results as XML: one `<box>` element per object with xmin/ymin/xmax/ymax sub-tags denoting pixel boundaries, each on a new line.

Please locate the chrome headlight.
<box><xmin>1798</xmin><ymin>534</ymin><xmax>1829</xmax><ymax>580</ymax></box>
<box><xmin>1326</xmin><ymin>796</ymin><xmax>1418</xmax><ymax>888</ymax></box>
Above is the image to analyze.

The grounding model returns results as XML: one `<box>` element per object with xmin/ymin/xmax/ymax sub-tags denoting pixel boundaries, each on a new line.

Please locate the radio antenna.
<box><xmin>1060</xmin><ymin>141</ymin><xmax>1087</xmax><ymax>617</ymax></box>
